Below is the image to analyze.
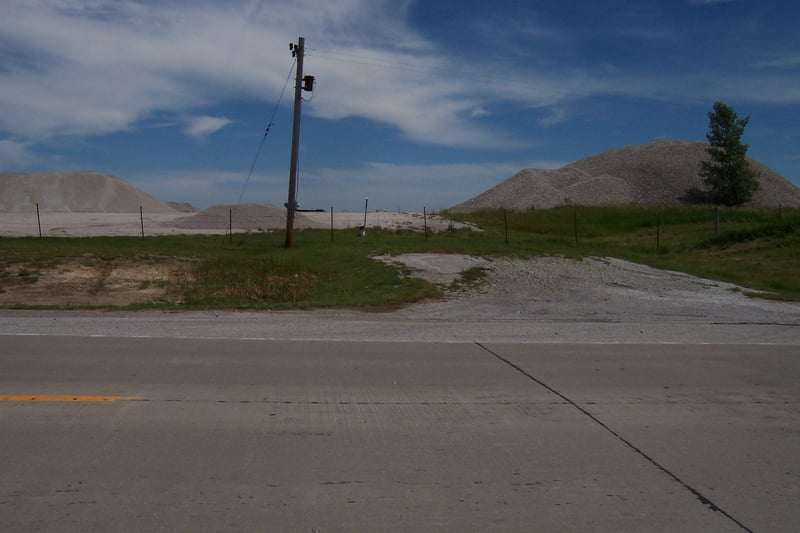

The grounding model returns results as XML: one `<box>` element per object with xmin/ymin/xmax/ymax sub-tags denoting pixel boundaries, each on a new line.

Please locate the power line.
<box><xmin>233</xmin><ymin>58</ymin><xmax>297</xmax><ymax>209</ymax></box>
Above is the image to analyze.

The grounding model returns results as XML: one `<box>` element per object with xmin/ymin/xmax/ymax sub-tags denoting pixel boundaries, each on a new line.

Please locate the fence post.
<box><xmin>140</xmin><ymin>206</ymin><xmax>145</xmax><ymax>238</ymax></box>
<box><xmin>424</xmin><ymin>206</ymin><xmax>428</xmax><ymax>240</ymax></box>
<box><xmin>330</xmin><ymin>206</ymin><xmax>334</xmax><ymax>242</ymax></box>
<box><xmin>573</xmin><ymin>210</ymin><xmax>578</xmax><ymax>244</ymax></box>
<box><xmin>714</xmin><ymin>207</ymin><xmax>720</xmax><ymax>236</ymax></box>
<box><xmin>656</xmin><ymin>215</ymin><xmax>660</xmax><ymax>250</ymax></box>
<box><xmin>229</xmin><ymin>209</ymin><xmax>232</xmax><ymax>243</ymax></box>
<box><xmin>36</xmin><ymin>202</ymin><xmax>42</xmax><ymax>238</ymax></box>
<box><xmin>503</xmin><ymin>208</ymin><xmax>509</xmax><ymax>244</ymax></box>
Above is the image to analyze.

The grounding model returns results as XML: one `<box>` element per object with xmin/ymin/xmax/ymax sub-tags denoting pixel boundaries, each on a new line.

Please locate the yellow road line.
<box><xmin>0</xmin><ymin>395</ymin><xmax>141</xmax><ymax>402</ymax></box>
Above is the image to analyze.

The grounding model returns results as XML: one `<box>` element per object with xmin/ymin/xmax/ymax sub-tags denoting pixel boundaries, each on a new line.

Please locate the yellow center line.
<box><xmin>0</xmin><ymin>395</ymin><xmax>141</xmax><ymax>402</ymax></box>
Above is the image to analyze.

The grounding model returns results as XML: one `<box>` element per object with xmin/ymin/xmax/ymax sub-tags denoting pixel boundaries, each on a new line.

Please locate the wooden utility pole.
<box><xmin>285</xmin><ymin>36</ymin><xmax>314</xmax><ymax>248</ymax></box>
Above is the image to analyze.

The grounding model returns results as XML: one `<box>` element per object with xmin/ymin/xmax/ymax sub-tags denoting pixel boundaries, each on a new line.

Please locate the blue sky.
<box><xmin>1</xmin><ymin>0</ymin><xmax>799</xmax><ymax>210</ymax></box>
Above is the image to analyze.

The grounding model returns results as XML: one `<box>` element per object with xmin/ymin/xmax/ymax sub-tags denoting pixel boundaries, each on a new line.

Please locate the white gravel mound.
<box><xmin>452</xmin><ymin>140</ymin><xmax>800</xmax><ymax>211</ymax></box>
<box><xmin>0</xmin><ymin>172</ymin><xmax>177</xmax><ymax>213</ymax></box>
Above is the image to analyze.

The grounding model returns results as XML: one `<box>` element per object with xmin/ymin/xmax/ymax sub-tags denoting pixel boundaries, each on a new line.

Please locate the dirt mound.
<box><xmin>0</xmin><ymin>172</ymin><xmax>177</xmax><ymax>213</ymax></box>
<box><xmin>452</xmin><ymin>140</ymin><xmax>800</xmax><ymax>211</ymax></box>
<box><xmin>172</xmin><ymin>203</ymin><xmax>326</xmax><ymax>231</ymax></box>
<box><xmin>167</xmin><ymin>202</ymin><xmax>198</xmax><ymax>213</ymax></box>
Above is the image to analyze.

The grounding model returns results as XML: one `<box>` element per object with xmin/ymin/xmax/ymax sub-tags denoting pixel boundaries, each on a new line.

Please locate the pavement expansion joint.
<box><xmin>473</xmin><ymin>341</ymin><xmax>755</xmax><ymax>533</ymax></box>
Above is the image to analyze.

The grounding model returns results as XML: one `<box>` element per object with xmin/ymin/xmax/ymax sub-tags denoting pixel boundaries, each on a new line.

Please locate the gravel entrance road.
<box><xmin>392</xmin><ymin>254</ymin><xmax>800</xmax><ymax>326</ymax></box>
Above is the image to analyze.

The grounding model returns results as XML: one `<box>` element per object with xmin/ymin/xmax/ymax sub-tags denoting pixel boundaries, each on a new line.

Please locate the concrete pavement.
<box><xmin>1</xmin><ymin>308</ymin><xmax>799</xmax><ymax>344</ymax></box>
<box><xmin>1</xmin><ymin>335</ymin><xmax>797</xmax><ymax>531</ymax></box>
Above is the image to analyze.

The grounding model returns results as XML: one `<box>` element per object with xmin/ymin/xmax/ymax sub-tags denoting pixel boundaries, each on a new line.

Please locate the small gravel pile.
<box><xmin>171</xmin><ymin>203</ymin><xmax>325</xmax><ymax>231</ymax></box>
<box><xmin>452</xmin><ymin>140</ymin><xmax>800</xmax><ymax>211</ymax></box>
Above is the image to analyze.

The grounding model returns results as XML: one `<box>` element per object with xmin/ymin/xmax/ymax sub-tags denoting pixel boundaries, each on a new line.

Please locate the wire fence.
<box><xmin>3</xmin><ymin>205</ymin><xmax>790</xmax><ymax>241</ymax></box>
<box><xmin>0</xmin><ymin>206</ymin><xmax>438</xmax><ymax>237</ymax></box>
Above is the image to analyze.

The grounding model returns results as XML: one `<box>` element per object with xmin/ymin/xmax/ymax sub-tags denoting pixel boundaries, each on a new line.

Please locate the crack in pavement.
<box><xmin>475</xmin><ymin>341</ymin><xmax>754</xmax><ymax>533</ymax></box>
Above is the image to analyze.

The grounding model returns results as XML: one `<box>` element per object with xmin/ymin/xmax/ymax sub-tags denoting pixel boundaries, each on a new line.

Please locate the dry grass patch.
<box><xmin>0</xmin><ymin>256</ymin><xmax>192</xmax><ymax>307</ymax></box>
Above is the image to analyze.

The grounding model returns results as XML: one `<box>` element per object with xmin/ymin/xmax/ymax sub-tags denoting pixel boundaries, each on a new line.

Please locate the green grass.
<box><xmin>1</xmin><ymin>205</ymin><xmax>797</xmax><ymax>308</ymax></box>
<box><xmin>0</xmin><ymin>231</ymin><xmax>444</xmax><ymax>310</ymax></box>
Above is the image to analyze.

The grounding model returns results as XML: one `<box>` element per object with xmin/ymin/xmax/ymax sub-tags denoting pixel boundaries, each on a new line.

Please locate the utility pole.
<box><xmin>285</xmin><ymin>36</ymin><xmax>314</xmax><ymax>248</ymax></box>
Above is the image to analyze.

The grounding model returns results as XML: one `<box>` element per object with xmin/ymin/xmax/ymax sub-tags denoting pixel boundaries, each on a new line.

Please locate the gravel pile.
<box><xmin>171</xmin><ymin>203</ymin><xmax>325</xmax><ymax>231</ymax></box>
<box><xmin>451</xmin><ymin>140</ymin><xmax>800</xmax><ymax>211</ymax></box>
<box><xmin>0</xmin><ymin>172</ymin><xmax>177</xmax><ymax>213</ymax></box>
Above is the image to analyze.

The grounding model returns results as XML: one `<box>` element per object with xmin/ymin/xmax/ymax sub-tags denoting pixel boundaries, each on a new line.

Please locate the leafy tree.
<box><xmin>700</xmin><ymin>101</ymin><xmax>759</xmax><ymax>206</ymax></box>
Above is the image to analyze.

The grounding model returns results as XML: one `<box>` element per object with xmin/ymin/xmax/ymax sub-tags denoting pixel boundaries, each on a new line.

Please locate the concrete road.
<box><xmin>1</xmin><ymin>335</ymin><xmax>798</xmax><ymax>532</ymax></box>
<box><xmin>2</xmin><ymin>308</ymin><xmax>799</xmax><ymax>344</ymax></box>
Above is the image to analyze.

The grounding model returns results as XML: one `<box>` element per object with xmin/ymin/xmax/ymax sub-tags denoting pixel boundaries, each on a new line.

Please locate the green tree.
<box><xmin>700</xmin><ymin>101</ymin><xmax>760</xmax><ymax>206</ymax></box>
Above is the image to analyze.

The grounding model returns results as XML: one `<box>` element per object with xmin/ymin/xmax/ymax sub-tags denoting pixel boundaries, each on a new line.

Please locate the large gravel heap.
<box><xmin>0</xmin><ymin>172</ymin><xmax>176</xmax><ymax>213</ymax></box>
<box><xmin>451</xmin><ymin>140</ymin><xmax>800</xmax><ymax>211</ymax></box>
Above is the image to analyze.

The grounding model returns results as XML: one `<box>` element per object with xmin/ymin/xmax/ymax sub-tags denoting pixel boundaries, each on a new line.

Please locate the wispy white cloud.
<box><xmin>753</xmin><ymin>55</ymin><xmax>800</xmax><ymax>69</ymax></box>
<box><xmin>184</xmin><ymin>116</ymin><xmax>234</xmax><ymax>140</ymax></box>
<box><xmin>306</xmin><ymin>58</ymin><xmax>512</xmax><ymax>148</ymax></box>
<box><xmin>0</xmin><ymin>0</ymin><xmax>796</xmax><ymax>153</ymax></box>
<box><xmin>538</xmin><ymin>108</ymin><xmax>567</xmax><ymax>128</ymax></box>
<box><xmin>0</xmin><ymin>0</ymin><xmax>514</xmax><ymax>148</ymax></box>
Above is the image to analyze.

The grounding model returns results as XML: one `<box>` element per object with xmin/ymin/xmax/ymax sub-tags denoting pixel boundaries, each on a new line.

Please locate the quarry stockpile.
<box><xmin>451</xmin><ymin>140</ymin><xmax>800</xmax><ymax>211</ymax></box>
<box><xmin>0</xmin><ymin>172</ymin><xmax>177</xmax><ymax>213</ymax></box>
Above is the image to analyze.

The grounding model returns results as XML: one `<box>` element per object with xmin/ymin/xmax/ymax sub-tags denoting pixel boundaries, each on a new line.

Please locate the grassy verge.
<box><xmin>1</xmin><ymin>205</ymin><xmax>798</xmax><ymax>309</ymax></box>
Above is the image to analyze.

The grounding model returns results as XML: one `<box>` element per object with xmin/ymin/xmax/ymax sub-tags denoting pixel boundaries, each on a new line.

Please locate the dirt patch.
<box><xmin>0</xmin><ymin>257</ymin><xmax>193</xmax><ymax>307</ymax></box>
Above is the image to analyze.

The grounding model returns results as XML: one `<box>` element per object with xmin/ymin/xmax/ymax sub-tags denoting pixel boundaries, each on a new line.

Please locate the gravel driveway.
<box><xmin>389</xmin><ymin>254</ymin><xmax>800</xmax><ymax>327</ymax></box>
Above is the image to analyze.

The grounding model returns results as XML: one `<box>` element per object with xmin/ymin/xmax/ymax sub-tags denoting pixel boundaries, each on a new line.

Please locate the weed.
<box><xmin>17</xmin><ymin>268</ymin><xmax>40</xmax><ymax>283</ymax></box>
<box><xmin>451</xmin><ymin>266</ymin><xmax>489</xmax><ymax>290</ymax></box>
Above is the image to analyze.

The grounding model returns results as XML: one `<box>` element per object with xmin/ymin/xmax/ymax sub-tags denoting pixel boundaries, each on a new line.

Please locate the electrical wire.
<box><xmin>233</xmin><ymin>58</ymin><xmax>297</xmax><ymax>209</ymax></box>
